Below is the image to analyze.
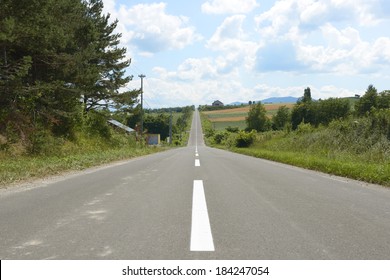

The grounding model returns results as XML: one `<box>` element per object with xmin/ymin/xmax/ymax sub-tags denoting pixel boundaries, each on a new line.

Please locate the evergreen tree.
<box><xmin>77</xmin><ymin>0</ymin><xmax>134</xmax><ymax>113</ymax></box>
<box><xmin>291</xmin><ymin>87</ymin><xmax>315</xmax><ymax>129</ymax></box>
<box><xmin>355</xmin><ymin>85</ymin><xmax>378</xmax><ymax>116</ymax></box>
<box><xmin>0</xmin><ymin>0</ymin><xmax>138</xmax><ymax>144</ymax></box>
<box><xmin>301</xmin><ymin>87</ymin><xmax>312</xmax><ymax>103</ymax></box>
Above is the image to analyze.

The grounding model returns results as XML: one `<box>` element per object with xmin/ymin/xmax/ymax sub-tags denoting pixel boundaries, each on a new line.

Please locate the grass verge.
<box><xmin>229</xmin><ymin>147</ymin><xmax>390</xmax><ymax>186</ymax></box>
<box><xmin>203</xmin><ymin>122</ymin><xmax>390</xmax><ymax>187</ymax></box>
<box><xmin>0</xmin><ymin>138</ymin><xmax>165</xmax><ymax>188</ymax></box>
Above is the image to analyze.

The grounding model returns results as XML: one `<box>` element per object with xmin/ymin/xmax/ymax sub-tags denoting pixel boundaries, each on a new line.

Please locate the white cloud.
<box><xmin>253</xmin><ymin>0</ymin><xmax>390</xmax><ymax>75</ymax></box>
<box><xmin>100</xmin><ymin>0</ymin><xmax>390</xmax><ymax>107</ymax></box>
<box><xmin>320</xmin><ymin>23</ymin><xmax>361</xmax><ymax>48</ymax></box>
<box><xmin>255</xmin><ymin>0</ymin><xmax>387</xmax><ymax>40</ymax></box>
<box><xmin>147</xmin><ymin>59</ymin><xmax>257</xmax><ymax>107</ymax></box>
<box><xmin>294</xmin><ymin>23</ymin><xmax>390</xmax><ymax>74</ymax></box>
<box><xmin>176</xmin><ymin>57</ymin><xmax>217</xmax><ymax>80</ymax></box>
<box><xmin>104</xmin><ymin>2</ymin><xmax>201</xmax><ymax>55</ymax></box>
<box><xmin>207</xmin><ymin>15</ymin><xmax>260</xmax><ymax>72</ymax></box>
<box><xmin>202</xmin><ymin>0</ymin><xmax>259</xmax><ymax>14</ymax></box>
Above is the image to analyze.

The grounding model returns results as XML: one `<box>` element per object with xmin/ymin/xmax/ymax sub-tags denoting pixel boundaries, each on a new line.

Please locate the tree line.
<box><xmin>124</xmin><ymin>105</ymin><xmax>194</xmax><ymax>143</ymax></box>
<box><xmin>246</xmin><ymin>85</ymin><xmax>390</xmax><ymax>132</ymax></box>
<box><xmin>0</xmin><ymin>0</ymin><xmax>138</xmax><ymax>151</ymax></box>
<box><xmin>208</xmin><ymin>85</ymin><xmax>390</xmax><ymax>149</ymax></box>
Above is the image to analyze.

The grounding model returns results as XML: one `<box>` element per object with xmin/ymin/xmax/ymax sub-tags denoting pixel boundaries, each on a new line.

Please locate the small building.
<box><xmin>146</xmin><ymin>134</ymin><xmax>160</xmax><ymax>145</ymax></box>
<box><xmin>212</xmin><ymin>100</ymin><xmax>224</xmax><ymax>107</ymax></box>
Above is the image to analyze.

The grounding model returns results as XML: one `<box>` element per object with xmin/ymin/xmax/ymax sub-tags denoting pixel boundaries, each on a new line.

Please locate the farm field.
<box><xmin>202</xmin><ymin>103</ymin><xmax>295</xmax><ymax>130</ymax></box>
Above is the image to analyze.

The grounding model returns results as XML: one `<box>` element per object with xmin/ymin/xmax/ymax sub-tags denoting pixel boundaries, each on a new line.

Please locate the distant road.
<box><xmin>1</xmin><ymin>110</ymin><xmax>390</xmax><ymax>259</ymax></box>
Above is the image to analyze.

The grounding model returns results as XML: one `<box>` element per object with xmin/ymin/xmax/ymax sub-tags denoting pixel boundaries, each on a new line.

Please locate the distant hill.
<box><xmin>261</xmin><ymin>96</ymin><xmax>298</xmax><ymax>104</ymax></box>
<box><xmin>229</xmin><ymin>96</ymin><xmax>298</xmax><ymax>106</ymax></box>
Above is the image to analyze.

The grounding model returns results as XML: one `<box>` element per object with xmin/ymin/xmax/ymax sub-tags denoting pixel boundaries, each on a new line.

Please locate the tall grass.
<box><xmin>204</xmin><ymin>113</ymin><xmax>390</xmax><ymax>186</ymax></box>
<box><xmin>0</xmin><ymin>131</ymin><xmax>164</xmax><ymax>187</ymax></box>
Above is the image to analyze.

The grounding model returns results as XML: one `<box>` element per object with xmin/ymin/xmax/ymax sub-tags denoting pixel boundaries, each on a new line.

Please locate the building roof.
<box><xmin>212</xmin><ymin>100</ymin><xmax>224</xmax><ymax>106</ymax></box>
<box><xmin>108</xmin><ymin>119</ymin><xmax>135</xmax><ymax>133</ymax></box>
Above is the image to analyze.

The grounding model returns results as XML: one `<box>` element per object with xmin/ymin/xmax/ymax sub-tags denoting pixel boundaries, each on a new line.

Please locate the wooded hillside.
<box><xmin>0</xmin><ymin>0</ymin><xmax>138</xmax><ymax>153</ymax></box>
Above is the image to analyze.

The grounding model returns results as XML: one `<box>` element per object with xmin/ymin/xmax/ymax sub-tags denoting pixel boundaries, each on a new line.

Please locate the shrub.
<box><xmin>235</xmin><ymin>130</ymin><xmax>256</xmax><ymax>147</ymax></box>
<box><xmin>27</xmin><ymin>129</ymin><xmax>61</xmax><ymax>155</ymax></box>
<box><xmin>226</xmin><ymin>126</ymin><xmax>239</xmax><ymax>133</ymax></box>
<box><xmin>213</xmin><ymin>131</ymin><xmax>229</xmax><ymax>144</ymax></box>
<box><xmin>297</xmin><ymin>122</ymin><xmax>314</xmax><ymax>134</ymax></box>
<box><xmin>370</xmin><ymin>109</ymin><xmax>390</xmax><ymax>140</ymax></box>
<box><xmin>85</xmin><ymin>110</ymin><xmax>111</xmax><ymax>139</ymax></box>
<box><xmin>204</xmin><ymin>127</ymin><xmax>215</xmax><ymax>138</ymax></box>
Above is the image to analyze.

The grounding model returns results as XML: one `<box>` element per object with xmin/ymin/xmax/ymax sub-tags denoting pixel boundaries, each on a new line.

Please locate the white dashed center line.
<box><xmin>190</xmin><ymin>180</ymin><xmax>215</xmax><ymax>251</ymax></box>
<box><xmin>195</xmin><ymin>159</ymin><xmax>200</xmax><ymax>166</ymax></box>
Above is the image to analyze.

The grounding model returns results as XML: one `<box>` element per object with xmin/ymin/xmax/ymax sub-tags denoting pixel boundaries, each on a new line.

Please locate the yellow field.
<box><xmin>211</xmin><ymin>116</ymin><xmax>247</xmax><ymax>122</ymax></box>
<box><xmin>203</xmin><ymin>103</ymin><xmax>294</xmax><ymax>123</ymax></box>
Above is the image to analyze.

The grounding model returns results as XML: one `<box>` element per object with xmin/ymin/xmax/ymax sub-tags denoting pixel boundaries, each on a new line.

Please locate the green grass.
<box><xmin>147</xmin><ymin>112</ymin><xmax>182</xmax><ymax>123</ymax></box>
<box><xmin>207</xmin><ymin>126</ymin><xmax>390</xmax><ymax>187</ymax></box>
<box><xmin>0</xmin><ymin>135</ymin><xmax>165</xmax><ymax>188</ymax></box>
<box><xmin>206</xmin><ymin>113</ymin><xmax>248</xmax><ymax>119</ymax></box>
<box><xmin>231</xmin><ymin>146</ymin><xmax>390</xmax><ymax>186</ymax></box>
<box><xmin>211</xmin><ymin>120</ymin><xmax>247</xmax><ymax>131</ymax></box>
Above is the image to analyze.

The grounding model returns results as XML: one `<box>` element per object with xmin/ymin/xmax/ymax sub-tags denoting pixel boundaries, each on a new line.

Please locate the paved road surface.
<box><xmin>1</xmin><ymin>110</ymin><xmax>389</xmax><ymax>259</ymax></box>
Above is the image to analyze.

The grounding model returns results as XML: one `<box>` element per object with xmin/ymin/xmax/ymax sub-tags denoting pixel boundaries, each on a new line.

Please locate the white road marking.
<box><xmin>195</xmin><ymin>153</ymin><xmax>199</xmax><ymax>157</ymax></box>
<box><xmin>195</xmin><ymin>159</ymin><xmax>200</xmax><ymax>167</ymax></box>
<box><xmin>190</xmin><ymin>180</ymin><xmax>215</xmax><ymax>251</ymax></box>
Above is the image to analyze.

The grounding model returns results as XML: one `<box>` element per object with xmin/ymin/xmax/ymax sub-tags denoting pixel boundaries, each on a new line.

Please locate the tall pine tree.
<box><xmin>0</xmin><ymin>0</ymin><xmax>138</xmax><ymax>143</ymax></box>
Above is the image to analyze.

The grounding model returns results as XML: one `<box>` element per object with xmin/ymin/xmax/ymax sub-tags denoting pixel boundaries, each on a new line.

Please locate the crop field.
<box><xmin>202</xmin><ymin>103</ymin><xmax>295</xmax><ymax>130</ymax></box>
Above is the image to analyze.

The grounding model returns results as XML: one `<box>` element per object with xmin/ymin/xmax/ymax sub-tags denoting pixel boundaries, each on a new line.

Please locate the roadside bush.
<box><xmin>85</xmin><ymin>110</ymin><xmax>111</xmax><ymax>139</ymax></box>
<box><xmin>370</xmin><ymin>109</ymin><xmax>390</xmax><ymax>140</ymax></box>
<box><xmin>226</xmin><ymin>126</ymin><xmax>239</xmax><ymax>133</ymax></box>
<box><xmin>213</xmin><ymin>131</ymin><xmax>229</xmax><ymax>144</ymax></box>
<box><xmin>235</xmin><ymin>130</ymin><xmax>256</xmax><ymax>148</ymax></box>
<box><xmin>297</xmin><ymin>122</ymin><xmax>314</xmax><ymax>134</ymax></box>
<box><xmin>27</xmin><ymin>129</ymin><xmax>62</xmax><ymax>155</ymax></box>
<box><xmin>204</xmin><ymin>127</ymin><xmax>215</xmax><ymax>138</ymax></box>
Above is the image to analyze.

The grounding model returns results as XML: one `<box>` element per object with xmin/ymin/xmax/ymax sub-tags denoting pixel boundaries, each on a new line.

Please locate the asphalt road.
<box><xmin>1</xmin><ymin>110</ymin><xmax>390</xmax><ymax>259</ymax></box>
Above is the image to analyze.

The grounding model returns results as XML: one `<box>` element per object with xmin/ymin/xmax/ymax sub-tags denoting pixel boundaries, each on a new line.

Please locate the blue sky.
<box><xmin>103</xmin><ymin>0</ymin><xmax>390</xmax><ymax>108</ymax></box>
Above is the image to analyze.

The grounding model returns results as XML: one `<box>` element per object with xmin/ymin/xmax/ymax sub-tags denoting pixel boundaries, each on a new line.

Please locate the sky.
<box><xmin>102</xmin><ymin>0</ymin><xmax>390</xmax><ymax>108</ymax></box>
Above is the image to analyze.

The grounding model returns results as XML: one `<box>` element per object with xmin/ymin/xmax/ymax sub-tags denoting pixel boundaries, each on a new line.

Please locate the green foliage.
<box><xmin>85</xmin><ymin>110</ymin><xmax>112</xmax><ymax>139</ymax></box>
<box><xmin>315</xmin><ymin>98</ymin><xmax>351</xmax><ymax>125</ymax></box>
<box><xmin>226</xmin><ymin>126</ymin><xmax>240</xmax><ymax>133</ymax></box>
<box><xmin>355</xmin><ymin>85</ymin><xmax>378</xmax><ymax>116</ymax></box>
<box><xmin>143</xmin><ymin>114</ymin><xmax>170</xmax><ymax>140</ymax></box>
<box><xmin>0</xmin><ymin>130</ymin><xmax>163</xmax><ymax>186</ymax></box>
<box><xmin>378</xmin><ymin>90</ymin><xmax>390</xmax><ymax>109</ymax></box>
<box><xmin>292</xmin><ymin>96</ymin><xmax>350</xmax><ymax>129</ymax></box>
<box><xmin>213</xmin><ymin>131</ymin><xmax>229</xmax><ymax>144</ymax></box>
<box><xmin>291</xmin><ymin>102</ymin><xmax>314</xmax><ymax>129</ymax></box>
<box><xmin>175</xmin><ymin>106</ymin><xmax>193</xmax><ymax>132</ymax></box>
<box><xmin>302</xmin><ymin>87</ymin><xmax>312</xmax><ymax>103</ymax></box>
<box><xmin>198</xmin><ymin>104</ymin><xmax>246</xmax><ymax>111</ymax></box>
<box><xmin>0</xmin><ymin>0</ymin><xmax>138</xmax><ymax>154</ymax></box>
<box><xmin>246</xmin><ymin>102</ymin><xmax>271</xmax><ymax>132</ymax></box>
<box><xmin>272</xmin><ymin>105</ymin><xmax>290</xmax><ymax>130</ymax></box>
<box><xmin>221</xmin><ymin>130</ymin><xmax>256</xmax><ymax>148</ymax></box>
<box><xmin>145</xmin><ymin>105</ymin><xmax>195</xmax><ymax>114</ymax></box>
<box><xmin>227</xmin><ymin>112</ymin><xmax>390</xmax><ymax>185</ymax></box>
<box><xmin>235</xmin><ymin>130</ymin><xmax>256</xmax><ymax>147</ymax></box>
<box><xmin>296</xmin><ymin>122</ymin><xmax>314</xmax><ymax>134</ymax></box>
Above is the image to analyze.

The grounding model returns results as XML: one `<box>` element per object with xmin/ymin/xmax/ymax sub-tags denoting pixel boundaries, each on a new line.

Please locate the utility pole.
<box><xmin>139</xmin><ymin>74</ymin><xmax>146</xmax><ymax>138</ymax></box>
<box><xmin>169</xmin><ymin>111</ymin><xmax>173</xmax><ymax>145</ymax></box>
